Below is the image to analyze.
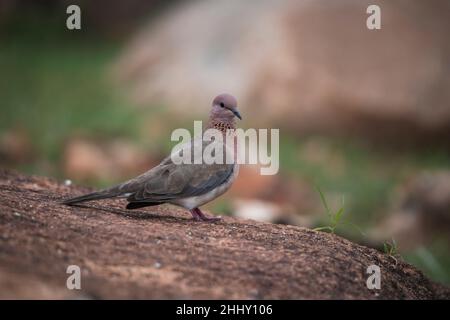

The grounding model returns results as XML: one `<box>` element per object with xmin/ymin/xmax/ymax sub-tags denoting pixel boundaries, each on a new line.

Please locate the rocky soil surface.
<box><xmin>0</xmin><ymin>169</ymin><xmax>448</xmax><ymax>299</ymax></box>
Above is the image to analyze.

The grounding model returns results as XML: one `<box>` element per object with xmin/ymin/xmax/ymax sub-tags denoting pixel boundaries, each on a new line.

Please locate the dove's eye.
<box><xmin>220</xmin><ymin>102</ymin><xmax>225</xmax><ymax>108</ymax></box>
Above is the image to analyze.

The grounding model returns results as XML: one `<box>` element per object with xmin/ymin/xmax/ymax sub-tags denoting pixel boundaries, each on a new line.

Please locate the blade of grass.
<box><xmin>316</xmin><ymin>186</ymin><xmax>331</xmax><ymax>216</ymax></box>
<box><xmin>312</xmin><ymin>226</ymin><xmax>334</xmax><ymax>232</ymax></box>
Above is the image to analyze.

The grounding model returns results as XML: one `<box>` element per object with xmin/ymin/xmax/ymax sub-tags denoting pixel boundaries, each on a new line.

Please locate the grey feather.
<box><xmin>62</xmin><ymin>138</ymin><xmax>234</xmax><ymax>207</ymax></box>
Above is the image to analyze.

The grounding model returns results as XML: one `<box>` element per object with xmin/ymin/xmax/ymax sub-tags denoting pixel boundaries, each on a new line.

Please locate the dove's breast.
<box><xmin>171</xmin><ymin>163</ymin><xmax>239</xmax><ymax>210</ymax></box>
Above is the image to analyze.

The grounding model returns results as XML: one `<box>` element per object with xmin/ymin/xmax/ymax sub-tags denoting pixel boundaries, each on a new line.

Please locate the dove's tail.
<box><xmin>61</xmin><ymin>190</ymin><xmax>114</xmax><ymax>206</ymax></box>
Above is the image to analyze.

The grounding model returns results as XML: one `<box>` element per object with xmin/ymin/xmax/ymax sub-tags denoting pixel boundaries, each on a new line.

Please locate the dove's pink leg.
<box><xmin>189</xmin><ymin>209</ymin><xmax>201</xmax><ymax>221</ymax></box>
<box><xmin>190</xmin><ymin>208</ymin><xmax>221</xmax><ymax>222</ymax></box>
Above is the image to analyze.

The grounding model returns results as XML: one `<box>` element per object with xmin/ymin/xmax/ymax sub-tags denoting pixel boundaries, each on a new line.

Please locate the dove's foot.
<box><xmin>190</xmin><ymin>208</ymin><xmax>221</xmax><ymax>222</ymax></box>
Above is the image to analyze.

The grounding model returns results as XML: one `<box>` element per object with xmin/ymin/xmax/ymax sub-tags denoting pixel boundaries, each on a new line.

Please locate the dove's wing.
<box><xmin>126</xmin><ymin>161</ymin><xmax>233</xmax><ymax>203</ymax></box>
<box><xmin>116</xmin><ymin>138</ymin><xmax>235</xmax><ymax>203</ymax></box>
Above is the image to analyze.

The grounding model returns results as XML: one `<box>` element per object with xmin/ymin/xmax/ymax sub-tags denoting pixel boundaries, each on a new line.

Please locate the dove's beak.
<box><xmin>233</xmin><ymin>110</ymin><xmax>242</xmax><ymax>120</ymax></box>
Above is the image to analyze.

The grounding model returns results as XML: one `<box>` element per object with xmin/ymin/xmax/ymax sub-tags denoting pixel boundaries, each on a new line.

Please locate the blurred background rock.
<box><xmin>0</xmin><ymin>0</ymin><xmax>449</xmax><ymax>284</ymax></box>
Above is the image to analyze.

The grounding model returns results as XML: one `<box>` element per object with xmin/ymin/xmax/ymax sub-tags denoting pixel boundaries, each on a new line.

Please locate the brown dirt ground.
<box><xmin>0</xmin><ymin>169</ymin><xmax>448</xmax><ymax>299</ymax></box>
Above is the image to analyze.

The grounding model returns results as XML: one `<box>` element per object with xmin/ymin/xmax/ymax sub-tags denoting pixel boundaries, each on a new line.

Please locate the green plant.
<box><xmin>313</xmin><ymin>186</ymin><xmax>364</xmax><ymax>235</ymax></box>
<box><xmin>383</xmin><ymin>238</ymin><xmax>400</xmax><ymax>264</ymax></box>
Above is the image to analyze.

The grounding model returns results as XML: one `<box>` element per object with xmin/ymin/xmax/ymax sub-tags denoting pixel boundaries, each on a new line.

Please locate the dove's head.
<box><xmin>211</xmin><ymin>93</ymin><xmax>242</xmax><ymax>121</ymax></box>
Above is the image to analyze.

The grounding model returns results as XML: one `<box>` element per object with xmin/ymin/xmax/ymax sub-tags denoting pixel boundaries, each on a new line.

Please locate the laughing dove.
<box><xmin>62</xmin><ymin>94</ymin><xmax>241</xmax><ymax>221</ymax></box>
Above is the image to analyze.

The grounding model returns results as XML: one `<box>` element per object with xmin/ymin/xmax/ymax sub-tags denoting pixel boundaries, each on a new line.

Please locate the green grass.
<box><xmin>313</xmin><ymin>186</ymin><xmax>364</xmax><ymax>235</ymax></box>
<box><xmin>280</xmin><ymin>135</ymin><xmax>450</xmax><ymax>227</ymax></box>
<box><xmin>383</xmin><ymin>238</ymin><xmax>399</xmax><ymax>257</ymax></box>
<box><xmin>0</xmin><ymin>21</ymin><xmax>151</xmax><ymax>178</ymax></box>
<box><xmin>2</xmin><ymin>46</ymin><xmax>132</xmax><ymax>148</ymax></box>
<box><xmin>383</xmin><ymin>238</ymin><xmax>401</xmax><ymax>265</ymax></box>
<box><xmin>405</xmin><ymin>242</ymin><xmax>450</xmax><ymax>284</ymax></box>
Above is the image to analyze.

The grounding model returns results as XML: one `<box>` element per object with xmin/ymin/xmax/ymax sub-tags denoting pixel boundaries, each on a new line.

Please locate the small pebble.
<box><xmin>14</xmin><ymin>212</ymin><xmax>21</xmax><ymax>217</ymax></box>
<box><xmin>249</xmin><ymin>289</ymin><xmax>259</xmax><ymax>298</ymax></box>
<box><xmin>154</xmin><ymin>262</ymin><xmax>162</xmax><ymax>269</ymax></box>
<box><xmin>64</xmin><ymin>179</ymin><xmax>72</xmax><ymax>186</ymax></box>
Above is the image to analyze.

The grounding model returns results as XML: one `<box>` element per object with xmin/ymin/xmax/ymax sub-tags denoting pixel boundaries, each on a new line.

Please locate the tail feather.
<box><xmin>61</xmin><ymin>191</ymin><xmax>113</xmax><ymax>205</ymax></box>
